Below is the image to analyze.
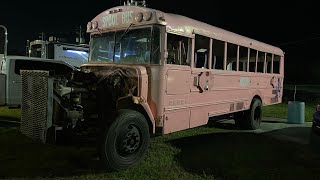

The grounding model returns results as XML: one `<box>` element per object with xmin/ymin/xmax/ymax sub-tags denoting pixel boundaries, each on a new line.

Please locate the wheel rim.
<box><xmin>116</xmin><ymin>124</ymin><xmax>142</xmax><ymax>157</ymax></box>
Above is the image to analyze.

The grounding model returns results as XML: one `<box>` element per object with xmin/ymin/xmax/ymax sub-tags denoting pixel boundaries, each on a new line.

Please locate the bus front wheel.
<box><xmin>99</xmin><ymin>109</ymin><xmax>150</xmax><ymax>171</ymax></box>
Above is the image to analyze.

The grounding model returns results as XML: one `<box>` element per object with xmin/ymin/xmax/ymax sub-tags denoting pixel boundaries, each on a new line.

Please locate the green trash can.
<box><xmin>287</xmin><ymin>101</ymin><xmax>305</xmax><ymax>124</ymax></box>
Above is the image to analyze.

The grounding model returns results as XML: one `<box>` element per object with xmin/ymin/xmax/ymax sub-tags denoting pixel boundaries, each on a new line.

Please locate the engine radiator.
<box><xmin>20</xmin><ymin>70</ymin><xmax>53</xmax><ymax>143</ymax></box>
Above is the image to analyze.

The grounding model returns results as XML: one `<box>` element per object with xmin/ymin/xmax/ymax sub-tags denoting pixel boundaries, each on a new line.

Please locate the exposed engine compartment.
<box><xmin>20</xmin><ymin>65</ymin><xmax>141</xmax><ymax>143</ymax></box>
<box><xmin>57</xmin><ymin>66</ymin><xmax>140</xmax><ymax>132</ymax></box>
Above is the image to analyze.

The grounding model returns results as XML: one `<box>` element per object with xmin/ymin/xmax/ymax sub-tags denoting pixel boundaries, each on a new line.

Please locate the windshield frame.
<box><xmin>89</xmin><ymin>25</ymin><xmax>160</xmax><ymax>65</ymax></box>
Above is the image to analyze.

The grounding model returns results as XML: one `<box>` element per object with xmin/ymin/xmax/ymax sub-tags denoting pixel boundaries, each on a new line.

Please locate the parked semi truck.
<box><xmin>0</xmin><ymin>26</ymin><xmax>89</xmax><ymax>107</ymax></box>
<box><xmin>27</xmin><ymin>36</ymin><xmax>89</xmax><ymax>68</ymax></box>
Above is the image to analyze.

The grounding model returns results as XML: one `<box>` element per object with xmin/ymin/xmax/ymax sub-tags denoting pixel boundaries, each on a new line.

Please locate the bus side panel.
<box><xmin>190</xmin><ymin>107</ymin><xmax>209</xmax><ymax>128</ymax></box>
<box><xmin>163</xmin><ymin>66</ymin><xmax>191</xmax><ymax>134</ymax></box>
<box><xmin>188</xmin><ymin>71</ymin><xmax>278</xmax><ymax>124</ymax></box>
<box><xmin>162</xmin><ymin>68</ymin><xmax>283</xmax><ymax>133</ymax></box>
<box><xmin>163</xmin><ymin>109</ymin><xmax>190</xmax><ymax>134</ymax></box>
<box><xmin>189</xmin><ymin>70</ymin><xmax>251</xmax><ymax>115</ymax></box>
<box><xmin>166</xmin><ymin>69</ymin><xmax>190</xmax><ymax>95</ymax></box>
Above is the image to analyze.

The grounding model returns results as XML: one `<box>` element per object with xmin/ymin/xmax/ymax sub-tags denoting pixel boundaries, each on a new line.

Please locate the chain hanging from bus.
<box><xmin>19</xmin><ymin>0</ymin><xmax>284</xmax><ymax>171</ymax></box>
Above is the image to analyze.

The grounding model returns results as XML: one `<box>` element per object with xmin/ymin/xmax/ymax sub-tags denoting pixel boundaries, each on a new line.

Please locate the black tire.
<box><xmin>244</xmin><ymin>98</ymin><xmax>262</xmax><ymax>130</ymax></box>
<box><xmin>234</xmin><ymin>111</ymin><xmax>245</xmax><ymax>129</ymax></box>
<box><xmin>312</xmin><ymin>123</ymin><xmax>320</xmax><ymax>136</ymax></box>
<box><xmin>234</xmin><ymin>98</ymin><xmax>262</xmax><ymax>130</ymax></box>
<box><xmin>99</xmin><ymin>109</ymin><xmax>150</xmax><ymax>171</ymax></box>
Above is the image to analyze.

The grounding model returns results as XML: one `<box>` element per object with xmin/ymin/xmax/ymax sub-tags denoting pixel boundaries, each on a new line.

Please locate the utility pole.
<box><xmin>79</xmin><ymin>25</ymin><xmax>82</xmax><ymax>44</ymax></box>
<box><xmin>0</xmin><ymin>25</ymin><xmax>8</xmax><ymax>72</ymax></box>
<box><xmin>76</xmin><ymin>25</ymin><xmax>85</xmax><ymax>44</ymax></box>
<box><xmin>0</xmin><ymin>25</ymin><xmax>8</xmax><ymax>58</ymax></box>
<box><xmin>80</xmin><ymin>25</ymin><xmax>82</xmax><ymax>43</ymax></box>
<box><xmin>41</xmin><ymin>32</ymin><xmax>46</xmax><ymax>58</ymax></box>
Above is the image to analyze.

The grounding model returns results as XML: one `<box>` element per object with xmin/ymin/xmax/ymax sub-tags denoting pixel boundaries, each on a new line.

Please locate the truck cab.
<box><xmin>27</xmin><ymin>37</ymin><xmax>89</xmax><ymax>68</ymax></box>
<box><xmin>0</xmin><ymin>55</ymin><xmax>76</xmax><ymax>107</ymax></box>
<box><xmin>0</xmin><ymin>28</ymin><xmax>89</xmax><ymax>107</ymax></box>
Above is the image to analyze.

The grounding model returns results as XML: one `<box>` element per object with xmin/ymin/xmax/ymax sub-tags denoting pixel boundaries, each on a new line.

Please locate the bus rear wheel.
<box><xmin>235</xmin><ymin>98</ymin><xmax>262</xmax><ymax>130</ymax></box>
<box><xmin>99</xmin><ymin>109</ymin><xmax>150</xmax><ymax>171</ymax></box>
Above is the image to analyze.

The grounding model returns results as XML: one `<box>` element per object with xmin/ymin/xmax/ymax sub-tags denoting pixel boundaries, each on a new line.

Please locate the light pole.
<box><xmin>0</xmin><ymin>25</ymin><xmax>8</xmax><ymax>58</ymax></box>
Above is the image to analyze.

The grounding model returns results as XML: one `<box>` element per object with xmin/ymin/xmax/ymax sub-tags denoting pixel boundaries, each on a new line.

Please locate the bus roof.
<box><xmin>88</xmin><ymin>5</ymin><xmax>284</xmax><ymax>56</ymax></box>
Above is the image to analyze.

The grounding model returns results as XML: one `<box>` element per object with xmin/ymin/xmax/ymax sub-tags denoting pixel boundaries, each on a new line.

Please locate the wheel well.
<box><xmin>117</xmin><ymin>97</ymin><xmax>153</xmax><ymax>135</ymax></box>
<box><xmin>133</xmin><ymin>105</ymin><xmax>153</xmax><ymax>135</ymax></box>
<box><xmin>252</xmin><ymin>95</ymin><xmax>262</xmax><ymax>107</ymax></box>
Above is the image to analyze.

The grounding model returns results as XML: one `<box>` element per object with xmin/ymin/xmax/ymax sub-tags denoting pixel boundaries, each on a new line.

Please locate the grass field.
<box><xmin>0</xmin><ymin>107</ymin><xmax>20</xmax><ymax>120</ymax></box>
<box><xmin>263</xmin><ymin>101</ymin><xmax>316</xmax><ymax>122</ymax></box>
<box><xmin>1</xmin><ymin>105</ymin><xmax>320</xmax><ymax>180</ymax></box>
<box><xmin>1</xmin><ymin>125</ymin><xmax>320</xmax><ymax>180</ymax></box>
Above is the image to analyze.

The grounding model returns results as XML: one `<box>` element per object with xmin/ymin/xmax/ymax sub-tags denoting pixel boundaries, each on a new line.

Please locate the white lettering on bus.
<box><xmin>102</xmin><ymin>11</ymin><xmax>133</xmax><ymax>28</ymax></box>
<box><xmin>122</xmin><ymin>11</ymin><xmax>133</xmax><ymax>24</ymax></box>
<box><xmin>102</xmin><ymin>14</ymin><xmax>119</xmax><ymax>28</ymax></box>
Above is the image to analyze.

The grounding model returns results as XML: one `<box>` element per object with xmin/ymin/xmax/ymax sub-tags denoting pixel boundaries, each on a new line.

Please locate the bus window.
<box><xmin>239</xmin><ymin>46</ymin><xmax>248</xmax><ymax>71</ymax></box>
<box><xmin>90</xmin><ymin>32</ymin><xmax>115</xmax><ymax>62</ymax></box>
<box><xmin>212</xmin><ymin>39</ymin><xmax>225</xmax><ymax>70</ymax></box>
<box><xmin>273</xmin><ymin>55</ymin><xmax>280</xmax><ymax>74</ymax></box>
<box><xmin>194</xmin><ymin>34</ymin><xmax>210</xmax><ymax>69</ymax></box>
<box><xmin>249</xmin><ymin>49</ymin><xmax>257</xmax><ymax>72</ymax></box>
<box><xmin>226</xmin><ymin>43</ymin><xmax>237</xmax><ymax>71</ymax></box>
<box><xmin>167</xmin><ymin>33</ymin><xmax>191</xmax><ymax>66</ymax></box>
<box><xmin>257</xmin><ymin>51</ymin><xmax>265</xmax><ymax>73</ymax></box>
<box><xmin>266</xmin><ymin>53</ymin><xmax>272</xmax><ymax>73</ymax></box>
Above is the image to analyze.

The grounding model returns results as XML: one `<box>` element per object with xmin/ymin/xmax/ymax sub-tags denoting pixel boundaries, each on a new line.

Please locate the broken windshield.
<box><xmin>90</xmin><ymin>26</ymin><xmax>160</xmax><ymax>64</ymax></box>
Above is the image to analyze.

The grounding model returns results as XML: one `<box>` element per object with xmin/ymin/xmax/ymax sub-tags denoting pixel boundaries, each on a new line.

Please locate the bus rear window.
<box><xmin>273</xmin><ymin>55</ymin><xmax>280</xmax><ymax>74</ymax></box>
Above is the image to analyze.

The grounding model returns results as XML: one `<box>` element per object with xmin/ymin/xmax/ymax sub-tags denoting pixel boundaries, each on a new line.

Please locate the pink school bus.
<box><xmin>20</xmin><ymin>1</ymin><xmax>284</xmax><ymax>171</ymax></box>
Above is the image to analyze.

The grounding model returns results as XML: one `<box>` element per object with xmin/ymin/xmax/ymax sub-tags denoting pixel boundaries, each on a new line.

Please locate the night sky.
<box><xmin>0</xmin><ymin>0</ymin><xmax>318</xmax><ymax>83</ymax></box>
